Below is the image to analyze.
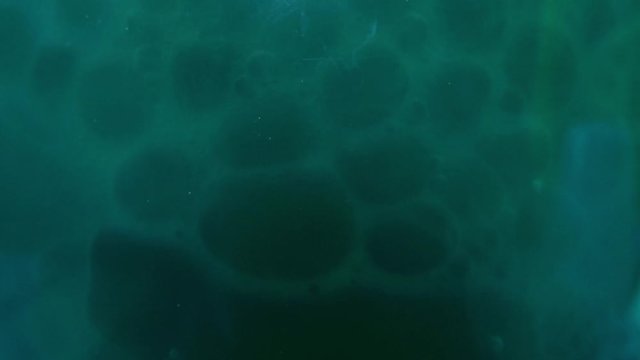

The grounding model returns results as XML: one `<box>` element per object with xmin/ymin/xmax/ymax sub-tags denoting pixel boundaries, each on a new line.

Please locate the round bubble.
<box><xmin>199</xmin><ymin>171</ymin><xmax>356</xmax><ymax>280</ymax></box>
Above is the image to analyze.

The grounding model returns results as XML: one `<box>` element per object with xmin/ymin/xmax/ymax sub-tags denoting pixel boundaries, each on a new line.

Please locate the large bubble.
<box><xmin>88</xmin><ymin>230</ymin><xmax>229</xmax><ymax>359</ymax></box>
<box><xmin>230</xmin><ymin>289</ymin><xmax>480</xmax><ymax>359</ymax></box>
<box><xmin>199</xmin><ymin>171</ymin><xmax>356</xmax><ymax>280</ymax></box>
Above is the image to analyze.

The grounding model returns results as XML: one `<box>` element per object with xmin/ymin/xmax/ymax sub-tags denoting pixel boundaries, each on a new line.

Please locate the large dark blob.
<box><xmin>88</xmin><ymin>230</ymin><xmax>231</xmax><ymax>359</ymax></box>
<box><xmin>228</xmin><ymin>289</ymin><xmax>481</xmax><ymax>360</ymax></box>
<box><xmin>199</xmin><ymin>171</ymin><xmax>356</xmax><ymax>280</ymax></box>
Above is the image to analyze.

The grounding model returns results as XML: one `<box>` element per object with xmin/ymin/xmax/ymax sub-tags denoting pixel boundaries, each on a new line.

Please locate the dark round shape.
<box><xmin>31</xmin><ymin>46</ymin><xmax>76</xmax><ymax>96</ymax></box>
<box><xmin>199</xmin><ymin>171</ymin><xmax>356</xmax><ymax>280</ymax></box>
<box><xmin>0</xmin><ymin>6</ymin><xmax>34</xmax><ymax>80</ymax></box>
<box><xmin>77</xmin><ymin>63</ymin><xmax>151</xmax><ymax>141</ymax></box>
<box><xmin>337</xmin><ymin>135</ymin><xmax>435</xmax><ymax>204</ymax></box>
<box><xmin>218</xmin><ymin>95</ymin><xmax>313</xmax><ymax>168</ymax></box>
<box><xmin>504</xmin><ymin>28</ymin><xmax>576</xmax><ymax>109</ymax></box>
<box><xmin>230</xmin><ymin>288</ymin><xmax>479</xmax><ymax>359</ymax></box>
<box><xmin>114</xmin><ymin>148</ymin><xmax>197</xmax><ymax>222</ymax></box>
<box><xmin>171</xmin><ymin>44</ymin><xmax>233</xmax><ymax>112</ymax></box>
<box><xmin>366</xmin><ymin>209</ymin><xmax>452</xmax><ymax>276</ymax></box>
<box><xmin>426</xmin><ymin>62</ymin><xmax>491</xmax><ymax>131</ymax></box>
<box><xmin>89</xmin><ymin>230</ymin><xmax>227</xmax><ymax>359</ymax></box>
<box><xmin>436</xmin><ymin>0</ymin><xmax>506</xmax><ymax>51</ymax></box>
<box><xmin>323</xmin><ymin>47</ymin><xmax>409</xmax><ymax>128</ymax></box>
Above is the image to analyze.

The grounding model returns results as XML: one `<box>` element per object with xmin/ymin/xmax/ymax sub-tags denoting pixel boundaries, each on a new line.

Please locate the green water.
<box><xmin>1</xmin><ymin>0</ymin><xmax>640</xmax><ymax>359</ymax></box>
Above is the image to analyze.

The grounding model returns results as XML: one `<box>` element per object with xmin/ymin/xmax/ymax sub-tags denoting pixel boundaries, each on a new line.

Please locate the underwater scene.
<box><xmin>1</xmin><ymin>0</ymin><xmax>640</xmax><ymax>359</ymax></box>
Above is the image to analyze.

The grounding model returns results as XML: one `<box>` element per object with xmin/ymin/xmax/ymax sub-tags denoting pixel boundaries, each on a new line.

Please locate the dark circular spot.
<box><xmin>217</xmin><ymin>95</ymin><xmax>313</xmax><ymax>168</ymax></box>
<box><xmin>436</xmin><ymin>0</ymin><xmax>506</xmax><ymax>51</ymax></box>
<box><xmin>88</xmin><ymin>230</ymin><xmax>228</xmax><ymax>359</ymax></box>
<box><xmin>426</xmin><ymin>62</ymin><xmax>491</xmax><ymax>131</ymax></box>
<box><xmin>231</xmin><ymin>289</ymin><xmax>479</xmax><ymax>359</ymax></box>
<box><xmin>322</xmin><ymin>47</ymin><xmax>409</xmax><ymax>128</ymax></box>
<box><xmin>0</xmin><ymin>6</ymin><xmax>34</xmax><ymax>80</ymax></box>
<box><xmin>504</xmin><ymin>28</ymin><xmax>576</xmax><ymax>109</ymax></box>
<box><xmin>31</xmin><ymin>46</ymin><xmax>76</xmax><ymax>97</ymax></box>
<box><xmin>199</xmin><ymin>171</ymin><xmax>356</xmax><ymax>280</ymax></box>
<box><xmin>365</xmin><ymin>205</ymin><xmax>453</xmax><ymax>276</ymax></box>
<box><xmin>171</xmin><ymin>44</ymin><xmax>234</xmax><ymax>112</ymax></box>
<box><xmin>77</xmin><ymin>63</ymin><xmax>152</xmax><ymax>141</ymax></box>
<box><xmin>114</xmin><ymin>148</ymin><xmax>198</xmax><ymax>222</ymax></box>
<box><xmin>337</xmin><ymin>135</ymin><xmax>435</xmax><ymax>204</ymax></box>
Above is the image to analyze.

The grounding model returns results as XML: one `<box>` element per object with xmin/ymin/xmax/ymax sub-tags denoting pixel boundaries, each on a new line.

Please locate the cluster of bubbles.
<box><xmin>3</xmin><ymin>0</ymin><xmax>640</xmax><ymax>359</ymax></box>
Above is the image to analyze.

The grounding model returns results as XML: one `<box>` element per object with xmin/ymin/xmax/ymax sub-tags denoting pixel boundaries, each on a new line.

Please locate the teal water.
<box><xmin>1</xmin><ymin>0</ymin><xmax>640</xmax><ymax>359</ymax></box>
